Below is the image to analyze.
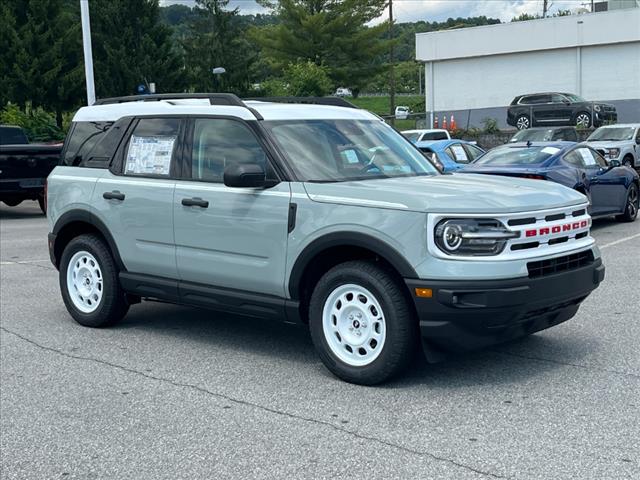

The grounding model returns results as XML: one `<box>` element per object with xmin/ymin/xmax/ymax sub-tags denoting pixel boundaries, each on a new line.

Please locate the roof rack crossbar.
<box><xmin>94</xmin><ymin>93</ymin><xmax>245</xmax><ymax>107</ymax></box>
<box><xmin>245</xmin><ymin>96</ymin><xmax>359</xmax><ymax>109</ymax></box>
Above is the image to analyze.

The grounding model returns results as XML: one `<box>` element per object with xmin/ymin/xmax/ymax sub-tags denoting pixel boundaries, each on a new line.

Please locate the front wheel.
<box><xmin>59</xmin><ymin>234</ymin><xmax>129</xmax><ymax>327</ymax></box>
<box><xmin>516</xmin><ymin>115</ymin><xmax>530</xmax><ymax>130</ymax></box>
<box><xmin>308</xmin><ymin>261</ymin><xmax>417</xmax><ymax>385</ymax></box>
<box><xmin>616</xmin><ymin>184</ymin><xmax>639</xmax><ymax>222</ymax></box>
<box><xmin>575</xmin><ymin>112</ymin><xmax>591</xmax><ymax>129</ymax></box>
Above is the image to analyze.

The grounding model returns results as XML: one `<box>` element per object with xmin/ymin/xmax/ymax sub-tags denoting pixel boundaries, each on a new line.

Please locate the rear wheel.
<box><xmin>308</xmin><ymin>261</ymin><xmax>417</xmax><ymax>385</ymax></box>
<box><xmin>516</xmin><ymin>115</ymin><xmax>530</xmax><ymax>130</ymax></box>
<box><xmin>616</xmin><ymin>184</ymin><xmax>638</xmax><ymax>222</ymax></box>
<box><xmin>59</xmin><ymin>234</ymin><xmax>129</xmax><ymax>327</ymax></box>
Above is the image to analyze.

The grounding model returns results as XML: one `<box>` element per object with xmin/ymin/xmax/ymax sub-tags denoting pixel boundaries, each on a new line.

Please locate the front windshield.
<box><xmin>587</xmin><ymin>127</ymin><xmax>635</xmax><ymax>141</ymax></box>
<box><xmin>264</xmin><ymin>120</ymin><xmax>439</xmax><ymax>182</ymax></box>
<box><xmin>402</xmin><ymin>131</ymin><xmax>420</xmax><ymax>142</ymax></box>
<box><xmin>473</xmin><ymin>146</ymin><xmax>561</xmax><ymax>165</ymax></box>
<box><xmin>565</xmin><ymin>94</ymin><xmax>586</xmax><ymax>103</ymax></box>
<box><xmin>510</xmin><ymin>129</ymin><xmax>554</xmax><ymax>142</ymax></box>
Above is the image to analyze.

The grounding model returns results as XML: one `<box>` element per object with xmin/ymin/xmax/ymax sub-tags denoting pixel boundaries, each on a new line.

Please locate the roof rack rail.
<box><xmin>94</xmin><ymin>93</ymin><xmax>245</xmax><ymax>107</ymax></box>
<box><xmin>245</xmin><ymin>96</ymin><xmax>358</xmax><ymax>109</ymax></box>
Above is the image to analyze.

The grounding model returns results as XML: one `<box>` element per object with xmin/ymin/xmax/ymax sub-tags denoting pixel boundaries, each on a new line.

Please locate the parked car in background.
<box><xmin>395</xmin><ymin>106</ymin><xmax>410</xmax><ymax>120</ymax></box>
<box><xmin>462</xmin><ymin>142</ymin><xmax>638</xmax><ymax>221</ymax></box>
<box><xmin>334</xmin><ymin>87</ymin><xmax>352</xmax><ymax>97</ymax></box>
<box><xmin>507</xmin><ymin>93</ymin><xmax>617</xmax><ymax>130</ymax></box>
<box><xmin>402</xmin><ymin>129</ymin><xmax>451</xmax><ymax>143</ymax></box>
<box><xmin>0</xmin><ymin>125</ymin><xmax>29</xmax><ymax>145</ymax></box>
<box><xmin>585</xmin><ymin>124</ymin><xmax>640</xmax><ymax>169</ymax></box>
<box><xmin>509</xmin><ymin>127</ymin><xmax>578</xmax><ymax>143</ymax></box>
<box><xmin>415</xmin><ymin>139</ymin><xmax>485</xmax><ymax>172</ymax></box>
<box><xmin>0</xmin><ymin>124</ymin><xmax>62</xmax><ymax>213</ymax></box>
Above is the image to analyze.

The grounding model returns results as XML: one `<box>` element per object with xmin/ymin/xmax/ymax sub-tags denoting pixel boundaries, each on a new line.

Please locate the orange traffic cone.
<box><xmin>450</xmin><ymin>115</ymin><xmax>457</xmax><ymax>131</ymax></box>
<box><xmin>442</xmin><ymin>116</ymin><xmax>448</xmax><ymax>131</ymax></box>
<box><xmin>434</xmin><ymin>116</ymin><xmax>439</xmax><ymax>128</ymax></box>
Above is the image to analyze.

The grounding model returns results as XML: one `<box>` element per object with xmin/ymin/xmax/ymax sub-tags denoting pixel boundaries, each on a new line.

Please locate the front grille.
<box><xmin>527</xmin><ymin>250</ymin><xmax>594</xmax><ymax>279</ymax></box>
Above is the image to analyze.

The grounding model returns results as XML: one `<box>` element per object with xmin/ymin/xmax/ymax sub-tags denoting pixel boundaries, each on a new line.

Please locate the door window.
<box><xmin>190</xmin><ymin>119</ymin><xmax>268</xmax><ymax>182</ymax></box>
<box><xmin>524</xmin><ymin>95</ymin><xmax>551</xmax><ymax>104</ymax></box>
<box><xmin>551</xmin><ymin>94</ymin><xmax>567</xmax><ymax>104</ymax></box>
<box><xmin>464</xmin><ymin>144</ymin><xmax>484</xmax><ymax>161</ymax></box>
<box><xmin>445</xmin><ymin>144</ymin><xmax>470</xmax><ymax>163</ymax></box>
<box><xmin>565</xmin><ymin>148</ymin><xmax>604</xmax><ymax>168</ymax></box>
<box><xmin>124</xmin><ymin>118</ymin><xmax>180</xmax><ymax>177</ymax></box>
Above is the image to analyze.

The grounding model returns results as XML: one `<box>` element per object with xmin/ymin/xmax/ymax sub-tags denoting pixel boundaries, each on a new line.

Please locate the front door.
<box><xmin>173</xmin><ymin>117</ymin><xmax>291</xmax><ymax>297</ymax></box>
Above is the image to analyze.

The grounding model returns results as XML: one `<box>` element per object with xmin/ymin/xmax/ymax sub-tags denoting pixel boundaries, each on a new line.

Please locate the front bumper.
<box><xmin>406</xmin><ymin>257</ymin><xmax>604</xmax><ymax>355</ymax></box>
<box><xmin>594</xmin><ymin>110</ymin><xmax>617</xmax><ymax>126</ymax></box>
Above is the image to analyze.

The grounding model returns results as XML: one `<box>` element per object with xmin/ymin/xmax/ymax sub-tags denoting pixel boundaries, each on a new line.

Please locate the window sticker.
<box><xmin>541</xmin><ymin>147</ymin><xmax>560</xmax><ymax>155</ymax></box>
<box><xmin>450</xmin><ymin>145</ymin><xmax>468</xmax><ymax>161</ymax></box>
<box><xmin>578</xmin><ymin>148</ymin><xmax>597</xmax><ymax>166</ymax></box>
<box><xmin>342</xmin><ymin>149</ymin><xmax>359</xmax><ymax>164</ymax></box>
<box><xmin>125</xmin><ymin>135</ymin><xmax>176</xmax><ymax>176</ymax></box>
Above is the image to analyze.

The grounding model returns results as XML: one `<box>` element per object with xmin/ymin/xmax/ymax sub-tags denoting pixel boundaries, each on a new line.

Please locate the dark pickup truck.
<box><xmin>0</xmin><ymin>125</ymin><xmax>62</xmax><ymax>213</ymax></box>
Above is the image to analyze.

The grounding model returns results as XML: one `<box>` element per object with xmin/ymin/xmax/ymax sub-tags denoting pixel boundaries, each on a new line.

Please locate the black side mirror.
<box><xmin>609</xmin><ymin>159</ymin><xmax>621</xmax><ymax>168</ymax></box>
<box><xmin>223</xmin><ymin>163</ymin><xmax>267</xmax><ymax>188</ymax></box>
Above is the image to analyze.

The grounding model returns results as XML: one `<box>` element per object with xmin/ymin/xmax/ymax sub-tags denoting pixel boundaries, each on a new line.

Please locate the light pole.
<box><xmin>80</xmin><ymin>0</ymin><xmax>95</xmax><ymax>105</ymax></box>
<box><xmin>212</xmin><ymin>67</ymin><xmax>226</xmax><ymax>91</ymax></box>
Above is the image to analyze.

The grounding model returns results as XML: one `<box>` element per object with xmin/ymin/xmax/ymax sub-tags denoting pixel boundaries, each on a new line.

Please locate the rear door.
<box><xmin>173</xmin><ymin>117</ymin><xmax>291</xmax><ymax>297</ymax></box>
<box><xmin>93</xmin><ymin>117</ymin><xmax>182</xmax><ymax>278</ymax></box>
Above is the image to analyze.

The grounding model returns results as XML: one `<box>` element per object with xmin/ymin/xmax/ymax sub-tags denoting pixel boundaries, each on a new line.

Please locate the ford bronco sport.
<box><xmin>47</xmin><ymin>93</ymin><xmax>605</xmax><ymax>385</ymax></box>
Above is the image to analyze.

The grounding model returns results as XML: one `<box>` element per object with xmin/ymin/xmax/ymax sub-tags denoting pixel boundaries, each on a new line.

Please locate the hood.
<box><xmin>303</xmin><ymin>174</ymin><xmax>585</xmax><ymax>214</ymax></box>
<box><xmin>585</xmin><ymin>140</ymin><xmax>632</xmax><ymax>148</ymax></box>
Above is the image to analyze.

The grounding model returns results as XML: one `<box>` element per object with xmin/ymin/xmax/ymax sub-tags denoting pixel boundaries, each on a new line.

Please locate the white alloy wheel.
<box><xmin>322</xmin><ymin>284</ymin><xmax>386</xmax><ymax>367</ymax></box>
<box><xmin>66</xmin><ymin>250</ymin><xmax>103</xmax><ymax>313</ymax></box>
<box><xmin>516</xmin><ymin>116</ymin><xmax>530</xmax><ymax>130</ymax></box>
<box><xmin>576</xmin><ymin>113</ymin><xmax>591</xmax><ymax>128</ymax></box>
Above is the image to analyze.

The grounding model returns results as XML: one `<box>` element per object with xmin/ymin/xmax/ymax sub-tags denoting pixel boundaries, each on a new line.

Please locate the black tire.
<box><xmin>622</xmin><ymin>155</ymin><xmax>634</xmax><ymax>168</ymax></box>
<box><xmin>616</xmin><ymin>183</ymin><xmax>639</xmax><ymax>222</ymax></box>
<box><xmin>575</xmin><ymin>112</ymin><xmax>591</xmax><ymax>129</ymax></box>
<box><xmin>37</xmin><ymin>194</ymin><xmax>46</xmax><ymax>214</ymax></box>
<box><xmin>308</xmin><ymin>261</ymin><xmax>417</xmax><ymax>385</ymax></box>
<box><xmin>59</xmin><ymin>234</ymin><xmax>129</xmax><ymax>327</ymax></box>
<box><xmin>515</xmin><ymin>115</ymin><xmax>530</xmax><ymax>130</ymax></box>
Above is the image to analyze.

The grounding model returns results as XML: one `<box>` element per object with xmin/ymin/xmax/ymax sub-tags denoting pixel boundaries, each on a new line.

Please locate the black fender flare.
<box><xmin>287</xmin><ymin>231</ymin><xmax>418</xmax><ymax>300</ymax></box>
<box><xmin>52</xmin><ymin>209</ymin><xmax>126</xmax><ymax>271</ymax></box>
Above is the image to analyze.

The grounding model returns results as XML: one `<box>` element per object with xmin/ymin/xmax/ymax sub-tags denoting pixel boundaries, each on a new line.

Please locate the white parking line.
<box><xmin>0</xmin><ymin>259</ymin><xmax>50</xmax><ymax>266</ymax></box>
<box><xmin>599</xmin><ymin>232</ymin><xmax>640</xmax><ymax>249</ymax></box>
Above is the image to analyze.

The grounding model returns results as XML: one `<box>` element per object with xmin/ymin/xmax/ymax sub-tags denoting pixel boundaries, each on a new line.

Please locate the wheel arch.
<box><xmin>288</xmin><ymin>232</ymin><xmax>418</xmax><ymax>305</ymax></box>
<box><xmin>52</xmin><ymin>210</ymin><xmax>126</xmax><ymax>271</ymax></box>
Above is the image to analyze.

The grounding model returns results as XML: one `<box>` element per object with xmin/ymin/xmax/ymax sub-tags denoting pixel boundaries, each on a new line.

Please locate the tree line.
<box><xmin>1</xmin><ymin>0</ymin><xmax>502</xmax><ymax>130</ymax></box>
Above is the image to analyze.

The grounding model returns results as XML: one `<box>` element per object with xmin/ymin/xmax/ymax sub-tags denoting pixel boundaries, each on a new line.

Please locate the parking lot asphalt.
<box><xmin>1</xmin><ymin>201</ymin><xmax>639</xmax><ymax>480</ymax></box>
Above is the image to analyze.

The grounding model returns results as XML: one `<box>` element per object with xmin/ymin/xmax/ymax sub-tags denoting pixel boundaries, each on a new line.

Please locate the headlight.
<box><xmin>434</xmin><ymin>219</ymin><xmax>520</xmax><ymax>256</ymax></box>
<box><xmin>594</xmin><ymin>105</ymin><xmax>601</xmax><ymax>112</ymax></box>
<box><xmin>608</xmin><ymin>148</ymin><xmax>620</xmax><ymax>158</ymax></box>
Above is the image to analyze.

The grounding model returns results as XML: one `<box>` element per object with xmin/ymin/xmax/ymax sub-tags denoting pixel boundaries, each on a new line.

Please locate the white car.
<box><xmin>334</xmin><ymin>88</ymin><xmax>352</xmax><ymax>97</ymax></box>
<box><xmin>395</xmin><ymin>106</ymin><xmax>410</xmax><ymax>120</ymax></box>
<box><xmin>585</xmin><ymin>124</ymin><xmax>640</xmax><ymax>168</ymax></box>
<box><xmin>401</xmin><ymin>129</ymin><xmax>451</xmax><ymax>143</ymax></box>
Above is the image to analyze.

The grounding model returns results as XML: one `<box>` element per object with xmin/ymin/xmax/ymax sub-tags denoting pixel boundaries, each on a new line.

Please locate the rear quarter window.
<box><xmin>61</xmin><ymin>121</ymin><xmax>113</xmax><ymax>166</ymax></box>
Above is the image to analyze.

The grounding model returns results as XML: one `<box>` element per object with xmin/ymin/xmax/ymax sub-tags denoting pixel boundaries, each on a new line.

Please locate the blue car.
<box><xmin>462</xmin><ymin>142</ymin><xmax>639</xmax><ymax>221</ymax></box>
<box><xmin>414</xmin><ymin>139</ymin><xmax>485</xmax><ymax>172</ymax></box>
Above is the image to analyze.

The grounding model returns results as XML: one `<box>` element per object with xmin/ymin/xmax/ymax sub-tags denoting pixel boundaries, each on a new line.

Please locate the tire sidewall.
<box><xmin>624</xmin><ymin>184</ymin><xmax>639</xmax><ymax>221</ymax></box>
<box><xmin>59</xmin><ymin>235</ymin><xmax>124</xmax><ymax>327</ymax></box>
<box><xmin>309</xmin><ymin>263</ymin><xmax>413</xmax><ymax>384</ymax></box>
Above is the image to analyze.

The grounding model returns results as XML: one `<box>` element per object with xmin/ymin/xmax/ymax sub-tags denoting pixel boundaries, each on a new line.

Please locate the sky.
<box><xmin>160</xmin><ymin>0</ymin><xmax>593</xmax><ymax>23</ymax></box>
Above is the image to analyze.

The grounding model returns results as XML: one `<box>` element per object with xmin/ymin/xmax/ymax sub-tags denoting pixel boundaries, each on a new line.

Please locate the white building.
<box><xmin>415</xmin><ymin>7</ymin><xmax>640</xmax><ymax>129</ymax></box>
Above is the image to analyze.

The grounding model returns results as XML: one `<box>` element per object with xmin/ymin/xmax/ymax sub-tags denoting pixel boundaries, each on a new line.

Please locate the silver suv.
<box><xmin>47</xmin><ymin>94</ymin><xmax>605</xmax><ymax>384</ymax></box>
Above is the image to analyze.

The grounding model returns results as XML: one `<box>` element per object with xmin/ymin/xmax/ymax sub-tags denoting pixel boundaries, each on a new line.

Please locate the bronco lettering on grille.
<box><xmin>525</xmin><ymin>220</ymin><xmax>588</xmax><ymax>238</ymax></box>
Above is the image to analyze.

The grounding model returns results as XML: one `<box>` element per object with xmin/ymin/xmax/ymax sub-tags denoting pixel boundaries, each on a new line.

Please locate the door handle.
<box><xmin>103</xmin><ymin>191</ymin><xmax>125</xmax><ymax>201</ymax></box>
<box><xmin>181</xmin><ymin>197</ymin><xmax>209</xmax><ymax>208</ymax></box>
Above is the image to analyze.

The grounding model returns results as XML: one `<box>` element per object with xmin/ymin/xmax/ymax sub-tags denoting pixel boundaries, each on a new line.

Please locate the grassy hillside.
<box><xmin>350</xmin><ymin>95</ymin><xmax>425</xmax><ymax>116</ymax></box>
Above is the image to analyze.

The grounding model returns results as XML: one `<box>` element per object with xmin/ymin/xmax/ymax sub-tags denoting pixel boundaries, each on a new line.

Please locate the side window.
<box><xmin>124</xmin><ymin>118</ymin><xmax>180</xmax><ymax>177</ymax></box>
<box><xmin>589</xmin><ymin>148</ymin><xmax>608</xmax><ymax>168</ymax></box>
<box><xmin>190</xmin><ymin>118</ymin><xmax>269</xmax><ymax>182</ymax></box>
<box><xmin>551</xmin><ymin>94</ymin><xmax>566</xmax><ymax>104</ymax></box>
<box><xmin>62</xmin><ymin>121</ymin><xmax>113</xmax><ymax>166</ymax></box>
<box><xmin>446</xmin><ymin>144</ymin><xmax>470</xmax><ymax>164</ymax></box>
<box><xmin>636</xmin><ymin>128</ymin><xmax>640</xmax><ymax>143</ymax></box>
<box><xmin>564</xmin><ymin>148</ymin><xmax>600</xmax><ymax>168</ymax></box>
<box><xmin>464</xmin><ymin>144</ymin><xmax>484</xmax><ymax>161</ymax></box>
<box><xmin>524</xmin><ymin>95</ymin><xmax>548</xmax><ymax>104</ymax></box>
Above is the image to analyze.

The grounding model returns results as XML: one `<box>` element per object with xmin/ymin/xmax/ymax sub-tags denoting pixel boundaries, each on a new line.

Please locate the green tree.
<box><xmin>182</xmin><ymin>0</ymin><xmax>257</xmax><ymax>94</ymax></box>
<box><xmin>1</xmin><ymin>0</ymin><xmax>83</xmax><ymax>126</ymax></box>
<box><xmin>284</xmin><ymin>61</ymin><xmax>333</xmax><ymax>97</ymax></box>
<box><xmin>252</xmin><ymin>0</ymin><xmax>389</xmax><ymax>97</ymax></box>
<box><xmin>89</xmin><ymin>0</ymin><xmax>185</xmax><ymax>97</ymax></box>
